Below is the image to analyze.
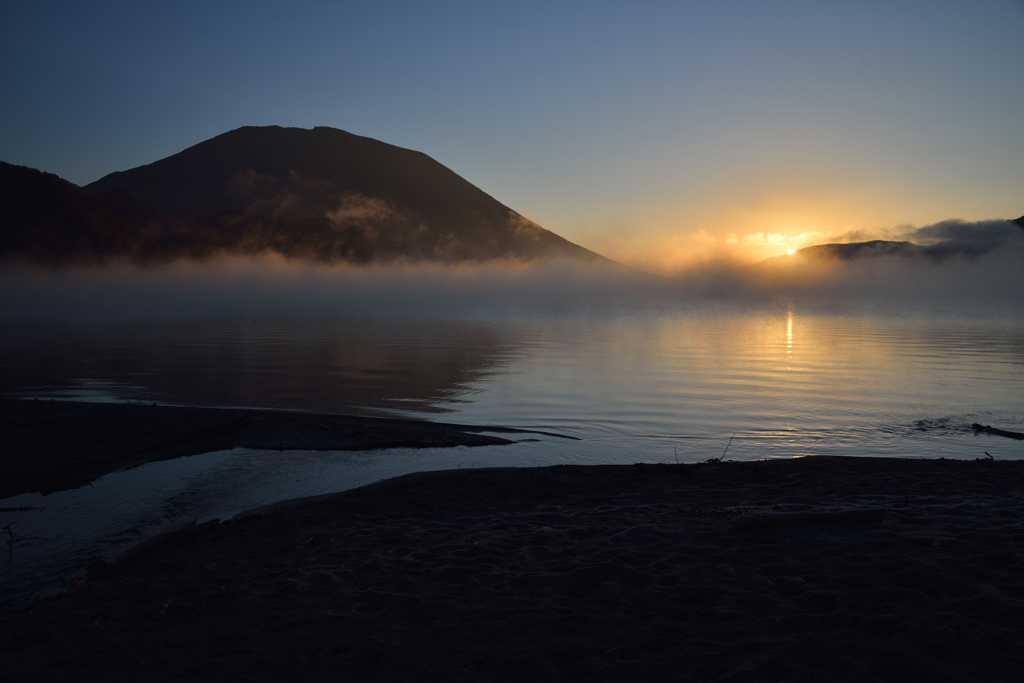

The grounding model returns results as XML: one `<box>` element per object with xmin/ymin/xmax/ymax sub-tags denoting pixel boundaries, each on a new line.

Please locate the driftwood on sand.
<box><xmin>972</xmin><ymin>423</ymin><xmax>1024</xmax><ymax>440</ymax></box>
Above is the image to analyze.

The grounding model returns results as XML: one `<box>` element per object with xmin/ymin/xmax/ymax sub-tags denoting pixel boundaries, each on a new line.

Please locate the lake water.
<box><xmin>2</xmin><ymin>300</ymin><xmax>1023</xmax><ymax>603</ymax></box>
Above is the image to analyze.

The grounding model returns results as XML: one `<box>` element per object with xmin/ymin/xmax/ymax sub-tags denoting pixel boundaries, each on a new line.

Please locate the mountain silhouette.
<box><xmin>82</xmin><ymin>125</ymin><xmax>612</xmax><ymax>265</ymax></box>
<box><xmin>5</xmin><ymin>127</ymin><xmax>1020</xmax><ymax>269</ymax></box>
<box><xmin>752</xmin><ymin>222</ymin><xmax>1024</xmax><ymax>282</ymax></box>
<box><xmin>0</xmin><ymin>161</ymin><xmax>164</xmax><ymax>266</ymax></box>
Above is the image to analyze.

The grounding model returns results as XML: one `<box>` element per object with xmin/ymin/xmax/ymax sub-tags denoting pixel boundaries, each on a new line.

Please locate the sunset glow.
<box><xmin>1</xmin><ymin>3</ymin><xmax>1020</xmax><ymax>275</ymax></box>
<box><xmin>2</xmin><ymin>4</ymin><xmax>1024</xmax><ymax>676</ymax></box>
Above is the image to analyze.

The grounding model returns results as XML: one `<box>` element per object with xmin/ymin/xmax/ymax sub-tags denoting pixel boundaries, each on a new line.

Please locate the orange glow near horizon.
<box><xmin>566</xmin><ymin>173</ymin><xmax>945</xmax><ymax>276</ymax></box>
<box><xmin>593</xmin><ymin>220</ymin><xmax>864</xmax><ymax>276</ymax></box>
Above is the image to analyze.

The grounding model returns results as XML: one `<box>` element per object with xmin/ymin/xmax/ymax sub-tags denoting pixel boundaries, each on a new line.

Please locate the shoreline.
<box><xmin>0</xmin><ymin>399</ymin><xmax>571</xmax><ymax>500</ymax></box>
<box><xmin>3</xmin><ymin>456</ymin><xmax>1023</xmax><ymax>681</ymax></box>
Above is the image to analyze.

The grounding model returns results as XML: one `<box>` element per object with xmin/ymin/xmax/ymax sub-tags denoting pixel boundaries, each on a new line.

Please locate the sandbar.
<box><xmin>0</xmin><ymin>399</ymin><xmax>563</xmax><ymax>499</ymax></box>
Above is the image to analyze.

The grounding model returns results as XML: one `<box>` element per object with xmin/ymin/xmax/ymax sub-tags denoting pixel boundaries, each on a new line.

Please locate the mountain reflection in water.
<box><xmin>2</xmin><ymin>306</ymin><xmax>1022</xmax><ymax>461</ymax></box>
<box><xmin>0</xmin><ymin>317</ymin><xmax>519</xmax><ymax>417</ymax></box>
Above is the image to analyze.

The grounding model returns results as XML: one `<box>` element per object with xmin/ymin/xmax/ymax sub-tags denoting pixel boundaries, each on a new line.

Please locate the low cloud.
<box><xmin>0</xmin><ymin>259</ymin><xmax>674</xmax><ymax>321</ymax></box>
<box><xmin>227</xmin><ymin>169</ymin><xmax>347</xmax><ymax>221</ymax></box>
<box><xmin>508</xmin><ymin>213</ymin><xmax>546</xmax><ymax>242</ymax></box>
<box><xmin>1</xmin><ymin>239</ymin><xmax>1022</xmax><ymax>323</ymax></box>
<box><xmin>325</xmin><ymin>195</ymin><xmax>396</xmax><ymax>226</ymax></box>
<box><xmin>814</xmin><ymin>218</ymin><xmax>1023</xmax><ymax>253</ymax></box>
<box><xmin>902</xmin><ymin>219</ymin><xmax>1022</xmax><ymax>252</ymax></box>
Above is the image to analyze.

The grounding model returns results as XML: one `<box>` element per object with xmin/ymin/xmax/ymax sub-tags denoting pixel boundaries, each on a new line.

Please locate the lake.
<box><xmin>2</xmin><ymin>299</ymin><xmax>1023</xmax><ymax>603</ymax></box>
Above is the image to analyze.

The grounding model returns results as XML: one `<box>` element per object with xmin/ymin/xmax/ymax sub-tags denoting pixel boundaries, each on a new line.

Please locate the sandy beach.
<box><xmin>2</xmin><ymin>455</ymin><xmax>1023</xmax><ymax>682</ymax></box>
<box><xmin>0</xmin><ymin>399</ymin><xmax>564</xmax><ymax>500</ymax></box>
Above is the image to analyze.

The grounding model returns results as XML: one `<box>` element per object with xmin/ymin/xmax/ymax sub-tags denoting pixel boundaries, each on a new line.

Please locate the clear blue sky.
<box><xmin>2</xmin><ymin>1</ymin><xmax>1022</xmax><ymax>271</ymax></box>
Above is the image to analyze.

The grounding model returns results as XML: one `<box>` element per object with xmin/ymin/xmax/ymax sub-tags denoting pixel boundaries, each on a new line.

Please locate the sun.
<box><xmin>787</xmin><ymin>249</ymin><xmax>796</xmax><ymax>255</ymax></box>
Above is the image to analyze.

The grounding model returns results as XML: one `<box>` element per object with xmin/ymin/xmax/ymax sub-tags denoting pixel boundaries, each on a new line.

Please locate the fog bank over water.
<box><xmin>2</xmin><ymin>245</ymin><xmax>1022</xmax><ymax>321</ymax></box>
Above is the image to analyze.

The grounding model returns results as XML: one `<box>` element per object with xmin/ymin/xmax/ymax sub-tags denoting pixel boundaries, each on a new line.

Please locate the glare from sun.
<box><xmin>787</xmin><ymin>249</ymin><xmax>796</xmax><ymax>255</ymax></box>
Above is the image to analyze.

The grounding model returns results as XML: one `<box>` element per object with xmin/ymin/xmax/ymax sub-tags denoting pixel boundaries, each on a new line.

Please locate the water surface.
<box><xmin>2</xmin><ymin>302</ymin><xmax>1022</xmax><ymax>603</ymax></box>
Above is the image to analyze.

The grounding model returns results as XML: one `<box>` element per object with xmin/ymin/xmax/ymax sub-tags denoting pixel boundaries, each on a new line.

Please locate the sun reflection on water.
<box><xmin>786</xmin><ymin>309</ymin><xmax>793</xmax><ymax>362</ymax></box>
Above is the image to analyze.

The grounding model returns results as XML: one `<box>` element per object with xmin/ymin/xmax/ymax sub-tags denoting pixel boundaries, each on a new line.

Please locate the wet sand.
<box><xmin>0</xmin><ymin>399</ymin><xmax>563</xmax><ymax>499</ymax></box>
<box><xmin>3</xmin><ymin>456</ymin><xmax>1023</xmax><ymax>682</ymax></box>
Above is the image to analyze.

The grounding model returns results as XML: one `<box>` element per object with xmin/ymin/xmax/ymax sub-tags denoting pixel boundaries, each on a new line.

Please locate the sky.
<box><xmin>2</xmin><ymin>0</ymin><xmax>1022</xmax><ymax>274</ymax></box>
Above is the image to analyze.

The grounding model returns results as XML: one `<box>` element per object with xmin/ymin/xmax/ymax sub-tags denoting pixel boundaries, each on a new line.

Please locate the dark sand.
<box><xmin>3</xmin><ymin>456</ymin><xmax>1024</xmax><ymax>682</ymax></box>
<box><xmin>0</xmin><ymin>399</ymin><xmax>565</xmax><ymax>499</ymax></box>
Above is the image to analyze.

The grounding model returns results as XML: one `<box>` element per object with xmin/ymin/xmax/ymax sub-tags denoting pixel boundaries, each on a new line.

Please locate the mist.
<box><xmin>2</xmin><ymin>238</ymin><xmax>1022</xmax><ymax>321</ymax></box>
<box><xmin>902</xmin><ymin>219</ymin><xmax>1022</xmax><ymax>252</ymax></box>
<box><xmin>0</xmin><ymin>259</ymin><xmax>676</xmax><ymax>321</ymax></box>
<box><xmin>673</xmin><ymin>218</ymin><xmax>1024</xmax><ymax>305</ymax></box>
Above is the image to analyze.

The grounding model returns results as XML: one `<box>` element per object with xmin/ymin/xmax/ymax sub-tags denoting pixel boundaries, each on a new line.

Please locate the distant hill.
<box><xmin>0</xmin><ymin>161</ymin><xmax>161</xmax><ymax>266</ymax></box>
<box><xmin>790</xmin><ymin>240</ymin><xmax>924</xmax><ymax>260</ymax></box>
<box><xmin>80</xmin><ymin>125</ymin><xmax>612</xmax><ymax>266</ymax></box>
<box><xmin>755</xmin><ymin>219</ymin><xmax>1024</xmax><ymax>278</ymax></box>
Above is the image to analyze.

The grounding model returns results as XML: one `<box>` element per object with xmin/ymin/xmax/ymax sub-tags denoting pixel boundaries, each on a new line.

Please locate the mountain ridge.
<box><xmin>0</xmin><ymin>161</ymin><xmax>165</xmax><ymax>265</ymax></box>
<box><xmin>81</xmin><ymin>125</ymin><xmax>614</xmax><ymax>266</ymax></box>
<box><xmin>2</xmin><ymin>126</ymin><xmax>1020</xmax><ymax>270</ymax></box>
<box><xmin>756</xmin><ymin>223</ymin><xmax>1024</xmax><ymax>272</ymax></box>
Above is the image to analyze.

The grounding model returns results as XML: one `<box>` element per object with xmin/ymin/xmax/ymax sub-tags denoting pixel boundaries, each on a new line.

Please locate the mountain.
<box><xmin>789</xmin><ymin>240</ymin><xmax>923</xmax><ymax>260</ymax></box>
<box><xmin>755</xmin><ymin>219</ymin><xmax>1024</xmax><ymax>277</ymax></box>
<box><xmin>0</xmin><ymin>161</ymin><xmax>160</xmax><ymax>266</ymax></box>
<box><xmin>82</xmin><ymin>125</ymin><xmax>611</xmax><ymax>265</ymax></box>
